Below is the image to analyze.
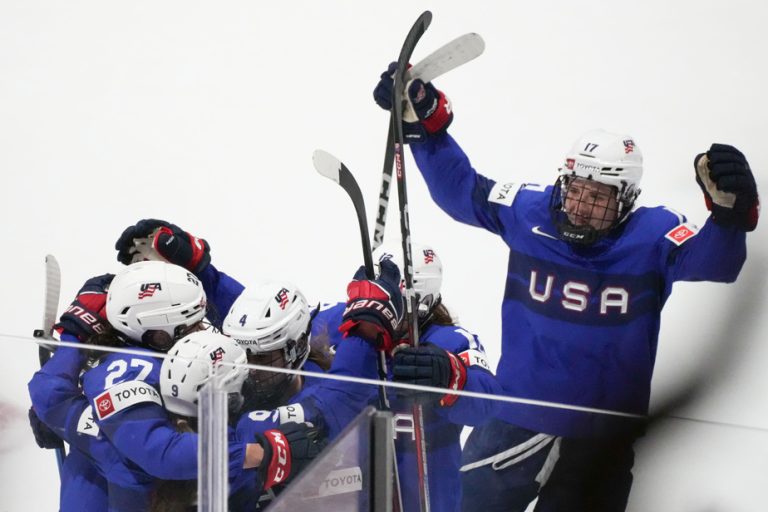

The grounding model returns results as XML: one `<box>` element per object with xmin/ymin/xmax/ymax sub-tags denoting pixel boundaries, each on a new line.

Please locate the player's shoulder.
<box><xmin>626</xmin><ymin>206</ymin><xmax>699</xmax><ymax>247</ymax></box>
<box><xmin>422</xmin><ymin>323</ymin><xmax>478</xmax><ymax>353</ymax></box>
<box><xmin>485</xmin><ymin>181</ymin><xmax>551</xmax><ymax>209</ymax></box>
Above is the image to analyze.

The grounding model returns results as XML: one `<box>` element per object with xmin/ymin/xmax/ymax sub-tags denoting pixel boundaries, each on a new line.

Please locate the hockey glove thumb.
<box><xmin>28</xmin><ymin>407</ymin><xmax>64</xmax><ymax>450</ymax></box>
<box><xmin>115</xmin><ymin>218</ymin><xmax>212</xmax><ymax>273</ymax></box>
<box><xmin>392</xmin><ymin>342</ymin><xmax>467</xmax><ymax>407</ymax></box>
<box><xmin>115</xmin><ymin>218</ymin><xmax>170</xmax><ymax>265</ymax></box>
<box><xmin>255</xmin><ymin>422</ymin><xmax>326</xmax><ymax>490</ymax></box>
<box><xmin>339</xmin><ymin>258</ymin><xmax>404</xmax><ymax>355</ymax></box>
<box><xmin>695</xmin><ymin>144</ymin><xmax>759</xmax><ymax>231</ymax></box>
<box><xmin>54</xmin><ymin>273</ymin><xmax>114</xmax><ymax>342</ymax></box>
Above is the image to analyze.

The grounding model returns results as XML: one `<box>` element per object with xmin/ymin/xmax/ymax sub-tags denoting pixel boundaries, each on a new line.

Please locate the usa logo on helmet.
<box><xmin>275</xmin><ymin>288</ymin><xmax>290</xmax><ymax>310</ymax></box>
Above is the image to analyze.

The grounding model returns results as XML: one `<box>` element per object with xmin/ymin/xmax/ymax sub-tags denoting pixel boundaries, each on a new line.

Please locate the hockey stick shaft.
<box><xmin>391</xmin><ymin>11</ymin><xmax>432</xmax><ymax>512</ymax></box>
<box><xmin>32</xmin><ymin>254</ymin><xmax>66</xmax><ymax>474</ymax></box>
<box><xmin>373</xmin><ymin>32</ymin><xmax>485</xmax><ymax>252</ymax></box>
<box><xmin>312</xmin><ymin>149</ymin><xmax>404</xmax><ymax>509</ymax></box>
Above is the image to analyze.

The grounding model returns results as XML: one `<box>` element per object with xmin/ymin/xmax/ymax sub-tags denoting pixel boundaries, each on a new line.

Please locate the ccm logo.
<box><xmin>267</xmin><ymin>430</ymin><xmax>289</xmax><ymax>485</ymax></box>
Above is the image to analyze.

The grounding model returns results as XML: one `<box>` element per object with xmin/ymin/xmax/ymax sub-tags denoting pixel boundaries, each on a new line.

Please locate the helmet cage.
<box><xmin>550</xmin><ymin>130</ymin><xmax>643</xmax><ymax>245</ymax></box>
<box><xmin>241</xmin><ymin>331</ymin><xmax>310</xmax><ymax>410</ymax></box>
<box><xmin>550</xmin><ymin>175</ymin><xmax>636</xmax><ymax>245</ymax></box>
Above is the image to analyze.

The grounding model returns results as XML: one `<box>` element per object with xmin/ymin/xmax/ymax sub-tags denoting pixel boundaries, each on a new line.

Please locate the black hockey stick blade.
<box><xmin>313</xmin><ymin>150</ymin><xmax>375</xmax><ymax>279</ymax></box>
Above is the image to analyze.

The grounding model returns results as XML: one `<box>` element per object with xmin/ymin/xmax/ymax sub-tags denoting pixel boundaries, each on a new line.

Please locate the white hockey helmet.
<box><xmin>223</xmin><ymin>280</ymin><xmax>311</xmax><ymax>361</ymax></box>
<box><xmin>222</xmin><ymin>280</ymin><xmax>311</xmax><ymax>409</ymax></box>
<box><xmin>551</xmin><ymin>129</ymin><xmax>643</xmax><ymax>243</ymax></box>
<box><xmin>560</xmin><ymin>129</ymin><xmax>643</xmax><ymax>199</ymax></box>
<box><xmin>373</xmin><ymin>242</ymin><xmax>443</xmax><ymax>319</ymax></box>
<box><xmin>106</xmin><ymin>261</ymin><xmax>207</xmax><ymax>350</ymax></box>
<box><xmin>160</xmin><ymin>330</ymin><xmax>249</xmax><ymax>418</ymax></box>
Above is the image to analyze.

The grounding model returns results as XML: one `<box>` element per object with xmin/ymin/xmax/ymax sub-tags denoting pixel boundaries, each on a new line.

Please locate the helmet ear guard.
<box><xmin>551</xmin><ymin>129</ymin><xmax>643</xmax><ymax>245</ymax></box>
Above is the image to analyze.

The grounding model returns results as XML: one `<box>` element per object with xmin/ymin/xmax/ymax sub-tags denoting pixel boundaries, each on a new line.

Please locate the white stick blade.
<box><xmin>312</xmin><ymin>149</ymin><xmax>342</xmax><ymax>184</ymax></box>
<box><xmin>43</xmin><ymin>254</ymin><xmax>61</xmax><ymax>339</ymax></box>
<box><xmin>408</xmin><ymin>32</ymin><xmax>485</xmax><ymax>84</ymax></box>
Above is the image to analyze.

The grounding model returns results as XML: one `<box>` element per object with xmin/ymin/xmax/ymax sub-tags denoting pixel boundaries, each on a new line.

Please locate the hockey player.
<box><xmin>223</xmin><ymin>280</ymin><xmax>380</xmax><ymax>438</ymax></box>
<box><xmin>28</xmin><ymin>272</ymin><xmax>158</xmax><ymax>512</ymax></box>
<box><xmin>330</xmin><ymin>244</ymin><xmax>502</xmax><ymax>512</ymax></box>
<box><xmin>113</xmin><ymin>219</ymin><xmax>380</xmax><ymax>430</ymax></box>
<box><xmin>373</xmin><ymin>65</ymin><xmax>759</xmax><ymax>511</ymax></box>
<box><xmin>156</xmin><ymin>329</ymin><xmax>326</xmax><ymax>510</ymax></box>
<box><xmin>112</xmin><ymin>220</ymin><xmax>501</xmax><ymax>510</ymax></box>
<box><xmin>30</xmin><ymin>261</ymin><xmax>314</xmax><ymax>510</ymax></box>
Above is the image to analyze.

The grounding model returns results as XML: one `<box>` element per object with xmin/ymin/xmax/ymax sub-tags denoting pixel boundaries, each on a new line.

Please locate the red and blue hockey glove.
<box><xmin>392</xmin><ymin>342</ymin><xmax>467</xmax><ymax>407</ymax></box>
<box><xmin>54</xmin><ymin>273</ymin><xmax>114</xmax><ymax>342</ymax></box>
<box><xmin>28</xmin><ymin>407</ymin><xmax>64</xmax><ymax>450</ymax></box>
<box><xmin>115</xmin><ymin>218</ymin><xmax>211</xmax><ymax>273</ymax></box>
<box><xmin>339</xmin><ymin>258</ymin><xmax>404</xmax><ymax>354</ymax></box>
<box><xmin>254</xmin><ymin>422</ymin><xmax>326</xmax><ymax>490</ymax></box>
<box><xmin>373</xmin><ymin>62</ymin><xmax>453</xmax><ymax>143</ymax></box>
<box><xmin>695</xmin><ymin>144</ymin><xmax>759</xmax><ymax>232</ymax></box>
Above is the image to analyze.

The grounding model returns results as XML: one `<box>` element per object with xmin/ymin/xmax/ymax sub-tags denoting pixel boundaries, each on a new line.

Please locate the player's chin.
<box><xmin>567</xmin><ymin>215</ymin><xmax>588</xmax><ymax>227</ymax></box>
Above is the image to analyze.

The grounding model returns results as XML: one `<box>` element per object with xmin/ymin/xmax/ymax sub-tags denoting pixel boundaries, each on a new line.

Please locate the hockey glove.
<box><xmin>339</xmin><ymin>258</ymin><xmax>404</xmax><ymax>355</ymax></box>
<box><xmin>28</xmin><ymin>407</ymin><xmax>64</xmax><ymax>450</ymax></box>
<box><xmin>695</xmin><ymin>144</ymin><xmax>759</xmax><ymax>231</ymax></box>
<box><xmin>115</xmin><ymin>218</ymin><xmax>211</xmax><ymax>273</ymax></box>
<box><xmin>54</xmin><ymin>273</ymin><xmax>114</xmax><ymax>342</ymax></box>
<box><xmin>393</xmin><ymin>342</ymin><xmax>467</xmax><ymax>407</ymax></box>
<box><xmin>373</xmin><ymin>62</ymin><xmax>453</xmax><ymax>143</ymax></box>
<box><xmin>254</xmin><ymin>422</ymin><xmax>326</xmax><ymax>491</ymax></box>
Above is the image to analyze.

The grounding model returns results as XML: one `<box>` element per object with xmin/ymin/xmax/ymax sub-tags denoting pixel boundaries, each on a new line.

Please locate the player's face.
<box><xmin>563</xmin><ymin>178</ymin><xmax>619</xmax><ymax>231</ymax></box>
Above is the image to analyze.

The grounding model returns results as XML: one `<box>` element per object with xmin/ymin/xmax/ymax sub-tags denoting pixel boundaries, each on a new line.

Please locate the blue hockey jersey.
<box><xmin>313</xmin><ymin>302</ymin><xmax>501</xmax><ymax>512</ymax></box>
<box><xmin>29</xmin><ymin>338</ymin><xmax>161</xmax><ymax>512</ymax></box>
<box><xmin>411</xmin><ymin>132</ymin><xmax>747</xmax><ymax>438</ymax></box>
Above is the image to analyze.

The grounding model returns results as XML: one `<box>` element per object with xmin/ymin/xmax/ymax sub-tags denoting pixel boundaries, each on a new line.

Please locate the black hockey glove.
<box><xmin>115</xmin><ymin>218</ymin><xmax>211</xmax><ymax>273</ymax></box>
<box><xmin>28</xmin><ymin>407</ymin><xmax>64</xmax><ymax>450</ymax></box>
<box><xmin>393</xmin><ymin>342</ymin><xmax>467</xmax><ymax>407</ymax></box>
<box><xmin>254</xmin><ymin>422</ymin><xmax>326</xmax><ymax>491</ymax></box>
<box><xmin>54</xmin><ymin>273</ymin><xmax>114</xmax><ymax>342</ymax></box>
<box><xmin>373</xmin><ymin>62</ymin><xmax>453</xmax><ymax>143</ymax></box>
<box><xmin>339</xmin><ymin>258</ymin><xmax>404</xmax><ymax>355</ymax></box>
<box><xmin>695</xmin><ymin>144</ymin><xmax>759</xmax><ymax>232</ymax></box>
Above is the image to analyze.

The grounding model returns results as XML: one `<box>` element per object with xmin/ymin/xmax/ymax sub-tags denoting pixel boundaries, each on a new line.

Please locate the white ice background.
<box><xmin>1</xmin><ymin>1</ymin><xmax>767</xmax><ymax>510</ymax></box>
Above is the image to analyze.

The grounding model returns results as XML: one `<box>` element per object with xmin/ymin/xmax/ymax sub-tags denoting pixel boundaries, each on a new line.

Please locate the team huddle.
<box><xmin>27</xmin><ymin>60</ymin><xmax>758</xmax><ymax>512</ymax></box>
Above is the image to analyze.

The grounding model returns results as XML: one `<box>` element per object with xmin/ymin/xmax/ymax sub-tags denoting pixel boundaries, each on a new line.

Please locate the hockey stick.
<box><xmin>312</xmin><ymin>149</ymin><xmax>404</xmax><ymax>511</ymax></box>
<box><xmin>373</xmin><ymin>32</ymin><xmax>486</xmax><ymax>251</ymax></box>
<box><xmin>313</xmin><ymin>150</ymin><xmax>376</xmax><ymax>280</ymax></box>
<box><xmin>32</xmin><ymin>254</ymin><xmax>66</xmax><ymax>473</ymax></box>
<box><xmin>313</xmin><ymin>150</ymin><xmax>393</xmax><ymax>410</ymax></box>
<box><xmin>390</xmin><ymin>11</ymin><xmax>432</xmax><ymax>512</ymax></box>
